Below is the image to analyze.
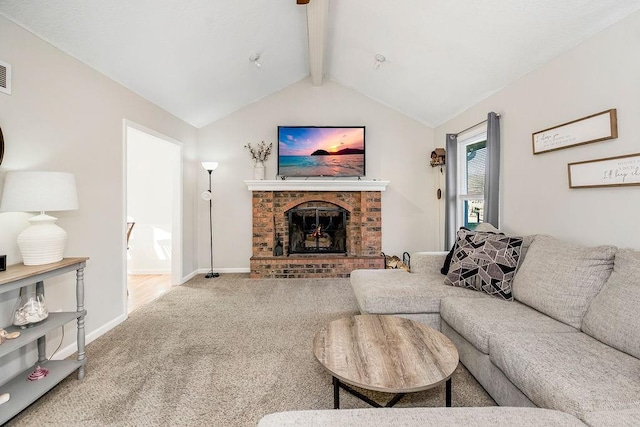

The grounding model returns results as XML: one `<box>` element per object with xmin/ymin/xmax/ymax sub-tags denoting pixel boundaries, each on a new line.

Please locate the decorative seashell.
<box><xmin>0</xmin><ymin>393</ymin><xmax>10</xmax><ymax>405</ymax></box>
<box><xmin>27</xmin><ymin>366</ymin><xmax>49</xmax><ymax>381</ymax></box>
<box><xmin>26</xmin><ymin>313</ymin><xmax>42</xmax><ymax>322</ymax></box>
<box><xmin>6</xmin><ymin>331</ymin><xmax>21</xmax><ymax>340</ymax></box>
<box><xmin>13</xmin><ymin>294</ymin><xmax>48</xmax><ymax>327</ymax></box>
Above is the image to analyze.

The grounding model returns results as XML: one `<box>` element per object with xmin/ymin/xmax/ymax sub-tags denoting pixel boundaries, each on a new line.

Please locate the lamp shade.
<box><xmin>201</xmin><ymin>162</ymin><xmax>219</xmax><ymax>172</ymax></box>
<box><xmin>1</xmin><ymin>171</ymin><xmax>79</xmax><ymax>265</ymax></box>
<box><xmin>0</xmin><ymin>171</ymin><xmax>78</xmax><ymax>213</ymax></box>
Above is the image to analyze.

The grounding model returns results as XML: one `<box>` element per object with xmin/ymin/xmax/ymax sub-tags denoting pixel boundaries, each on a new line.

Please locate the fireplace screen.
<box><xmin>288</xmin><ymin>207</ymin><xmax>347</xmax><ymax>254</ymax></box>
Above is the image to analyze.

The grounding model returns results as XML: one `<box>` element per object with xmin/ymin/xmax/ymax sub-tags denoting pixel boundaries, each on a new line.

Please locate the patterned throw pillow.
<box><xmin>444</xmin><ymin>229</ymin><xmax>523</xmax><ymax>300</ymax></box>
<box><xmin>441</xmin><ymin>227</ymin><xmax>470</xmax><ymax>275</ymax></box>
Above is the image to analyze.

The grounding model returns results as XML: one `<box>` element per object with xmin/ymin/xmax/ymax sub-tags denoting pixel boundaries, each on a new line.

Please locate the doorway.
<box><xmin>124</xmin><ymin>122</ymin><xmax>182</xmax><ymax>314</ymax></box>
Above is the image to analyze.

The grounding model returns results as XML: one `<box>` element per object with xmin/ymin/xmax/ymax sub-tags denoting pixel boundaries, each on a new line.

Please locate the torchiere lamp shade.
<box><xmin>201</xmin><ymin>161</ymin><xmax>219</xmax><ymax>172</ymax></box>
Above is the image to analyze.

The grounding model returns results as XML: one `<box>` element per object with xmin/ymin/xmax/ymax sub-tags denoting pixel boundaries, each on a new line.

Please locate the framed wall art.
<box><xmin>532</xmin><ymin>109</ymin><xmax>617</xmax><ymax>154</ymax></box>
<box><xmin>568</xmin><ymin>153</ymin><xmax>640</xmax><ymax>188</ymax></box>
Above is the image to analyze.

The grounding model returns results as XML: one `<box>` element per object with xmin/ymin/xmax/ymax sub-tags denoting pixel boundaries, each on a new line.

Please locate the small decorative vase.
<box><xmin>254</xmin><ymin>161</ymin><xmax>266</xmax><ymax>180</ymax></box>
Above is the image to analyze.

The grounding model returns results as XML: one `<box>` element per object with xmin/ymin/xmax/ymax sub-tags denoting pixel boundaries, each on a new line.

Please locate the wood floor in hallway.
<box><xmin>127</xmin><ymin>274</ymin><xmax>172</xmax><ymax>314</ymax></box>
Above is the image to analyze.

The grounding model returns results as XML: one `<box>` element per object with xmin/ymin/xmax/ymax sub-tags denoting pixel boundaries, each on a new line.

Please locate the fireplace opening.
<box><xmin>288</xmin><ymin>206</ymin><xmax>347</xmax><ymax>255</ymax></box>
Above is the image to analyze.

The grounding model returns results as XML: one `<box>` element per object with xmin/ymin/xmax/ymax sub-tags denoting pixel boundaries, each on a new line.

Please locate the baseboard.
<box><xmin>181</xmin><ymin>270</ymin><xmax>198</xmax><ymax>284</ymax></box>
<box><xmin>52</xmin><ymin>313</ymin><xmax>128</xmax><ymax>360</ymax></box>
<box><xmin>197</xmin><ymin>267</ymin><xmax>250</xmax><ymax>274</ymax></box>
<box><xmin>127</xmin><ymin>269</ymin><xmax>171</xmax><ymax>275</ymax></box>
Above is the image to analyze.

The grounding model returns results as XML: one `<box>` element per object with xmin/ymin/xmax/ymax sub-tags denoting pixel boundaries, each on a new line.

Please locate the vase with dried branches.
<box><xmin>245</xmin><ymin>141</ymin><xmax>273</xmax><ymax>180</ymax></box>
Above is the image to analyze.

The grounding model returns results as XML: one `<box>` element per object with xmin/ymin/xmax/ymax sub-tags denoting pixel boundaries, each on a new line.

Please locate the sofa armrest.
<box><xmin>410</xmin><ymin>251</ymin><xmax>448</xmax><ymax>274</ymax></box>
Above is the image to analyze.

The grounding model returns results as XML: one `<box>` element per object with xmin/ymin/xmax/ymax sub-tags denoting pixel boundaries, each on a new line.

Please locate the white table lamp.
<box><xmin>0</xmin><ymin>171</ymin><xmax>79</xmax><ymax>265</ymax></box>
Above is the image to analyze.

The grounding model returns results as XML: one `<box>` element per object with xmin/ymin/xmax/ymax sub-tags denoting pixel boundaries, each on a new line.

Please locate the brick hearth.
<box><xmin>247</xmin><ymin>182</ymin><xmax>387</xmax><ymax>278</ymax></box>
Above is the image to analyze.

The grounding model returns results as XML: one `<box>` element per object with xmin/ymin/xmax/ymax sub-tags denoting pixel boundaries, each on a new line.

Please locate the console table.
<box><xmin>0</xmin><ymin>257</ymin><xmax>88</xmax><ymax>425</ymax></box>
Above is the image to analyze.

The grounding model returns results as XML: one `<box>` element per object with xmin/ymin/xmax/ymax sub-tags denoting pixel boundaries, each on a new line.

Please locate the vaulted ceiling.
<box><xmin>1</xmin><ymin>0</ymin><xmax>639</xmax><ymax>128</ymax></box>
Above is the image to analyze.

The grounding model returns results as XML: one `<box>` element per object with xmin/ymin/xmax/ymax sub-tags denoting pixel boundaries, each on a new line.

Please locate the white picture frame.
<box><xmin>532</xmin><ymin>109</ymin><xmax>617</xmax><ymax>154</ymax></box>
<box><xmin>568</xmin><ymin>153</ymin><xmax>640</xmax><ymax>188</ymax></box>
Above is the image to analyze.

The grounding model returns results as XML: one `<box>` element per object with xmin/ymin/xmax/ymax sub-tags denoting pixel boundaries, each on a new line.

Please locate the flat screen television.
<box><xmin>277</xmin><ymin>126</ymin><xmax>366</xmax><ymax>177</ymax></box>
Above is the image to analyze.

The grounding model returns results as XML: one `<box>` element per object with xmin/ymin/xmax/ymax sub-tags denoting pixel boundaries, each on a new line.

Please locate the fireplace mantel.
<box><xmin>244</xmin><ymin>179</ymin><xmax>390</xmax><ymax>192</ymax></box>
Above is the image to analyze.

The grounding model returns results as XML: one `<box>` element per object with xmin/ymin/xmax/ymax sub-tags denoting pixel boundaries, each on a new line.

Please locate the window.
<box><xmin>457</xmin><ymin>125</ymin><xmax>487</xmax><ymax>231</ymax></box>
<box><xmin>444</xmin><ymin>112</ymin><xmax>500</xmax><ymax>250</ymax></box>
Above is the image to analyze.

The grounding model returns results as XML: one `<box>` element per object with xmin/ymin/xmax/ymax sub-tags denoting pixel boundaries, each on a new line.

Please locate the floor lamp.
<box><xmin>201</xmin><ymin>162</ymin><xmax>220</xmax><ymax>278</ymax></box>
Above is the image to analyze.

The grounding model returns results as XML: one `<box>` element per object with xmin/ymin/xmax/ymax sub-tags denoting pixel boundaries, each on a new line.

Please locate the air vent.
<box><xmin>0</xmin><ymin>60</ymin><xmax>12</xmax><ymax>95</ymax></box>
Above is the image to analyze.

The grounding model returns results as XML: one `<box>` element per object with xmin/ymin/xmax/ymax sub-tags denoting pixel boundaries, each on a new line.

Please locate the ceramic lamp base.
<box><xmin>17</xmin><ymin>214</ymin><xmax>67</xmax><ymax>265</ymax></box>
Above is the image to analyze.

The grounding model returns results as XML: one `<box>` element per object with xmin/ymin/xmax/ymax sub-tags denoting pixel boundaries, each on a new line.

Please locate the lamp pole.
<box><xmin>202</xmin><ymin>162</ymin><xmax>220</xmax><ymax>278</ymax></box>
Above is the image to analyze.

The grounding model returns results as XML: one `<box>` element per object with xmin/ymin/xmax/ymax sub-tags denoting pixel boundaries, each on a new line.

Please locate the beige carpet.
<box><xmin>8</xmin><ymin>274</ymin><xmax>495</xmax><ymax>426</ymax></box>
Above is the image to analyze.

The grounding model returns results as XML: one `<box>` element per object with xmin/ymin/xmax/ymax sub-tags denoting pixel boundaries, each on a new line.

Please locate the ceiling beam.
<box><xmin>306</xmin><ymin>0</ymin><xmax>329</xmax><ymax>86</ymax></box>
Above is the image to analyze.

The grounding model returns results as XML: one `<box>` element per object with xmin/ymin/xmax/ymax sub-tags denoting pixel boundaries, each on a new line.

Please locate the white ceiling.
<box><xmin>1</xmin><ymin>0</ymin><xmax>640</xmax><ymax>128</ymax></box>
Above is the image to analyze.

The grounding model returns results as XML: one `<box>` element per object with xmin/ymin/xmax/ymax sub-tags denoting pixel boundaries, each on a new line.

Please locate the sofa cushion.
<box><xmin>351</xmin><ymin>269</ymin><xmax>487</xmax><ymax>315</ymax></box>
<box><xmin>258</xmin><ymin>407</ymin><xmax>587</xmax><ymax>427</ymax></box>
<box><xmin>474</xmin><ymin>223</ymin><xmax>501</xmax><ymax>233</ymax></box>
<box><xmin>440</xmin><ymin>297</ymin><xmax>577</xmax><ymax>354</ymax></box>
<box><xmin>411</xmin><ymin>251</ymin><xmax>448</xmax><ymax>275</ymax></box>
<box><xmin>444</xmin><ymin>228</ymin><xmax>523</xmax><ymax>300</ymax></box>
<box><xmin>489</xmin><ymin>332</ymin><xmax>640</xmax><ymax>418</ymax></box>
<box><xmin>512</xmin><ymin>235</ymin><xmax>616</xmax><ymax>328</ymax></box>
<box><xmin>582</xmin><ymin>407</ymin><xmax>640</xmax><ymax>427</ymax></box>
<box><xmin>582</xmin><ymin>248</ymin><xmax>640</xmax><ymax>359</ymax></box>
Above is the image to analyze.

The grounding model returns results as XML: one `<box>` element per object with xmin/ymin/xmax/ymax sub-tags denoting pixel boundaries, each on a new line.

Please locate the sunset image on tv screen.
<box><xmin>278</xmin><ymin>127</ymin><xmax>365</xmax><ymax>177</ymax></box>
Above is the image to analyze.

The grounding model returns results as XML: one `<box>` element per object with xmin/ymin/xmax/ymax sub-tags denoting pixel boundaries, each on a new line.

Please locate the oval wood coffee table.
<box><xmin>313</xmin><ymin>314</ymin><xmax>459</xmax><ymax>409</ymax></box>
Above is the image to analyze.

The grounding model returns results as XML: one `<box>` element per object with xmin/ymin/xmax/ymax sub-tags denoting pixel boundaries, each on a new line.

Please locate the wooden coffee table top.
<box><xmin>313</xmin><ymin>315</ymin><xmax>459</xmax><ymax>393</ymax></box>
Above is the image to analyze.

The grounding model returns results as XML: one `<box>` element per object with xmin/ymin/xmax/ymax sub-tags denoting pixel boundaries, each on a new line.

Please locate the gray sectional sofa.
<box><xmin>349</xmin><ymin>231</ymin><xmax>640</xmax><ymax>425</ymax></box>
<box><xmin>259</xmin><ymin>229</ymin><xmax>640</xmax><ymax>426</ymax></box>
<box><xmin>258</xmin><ymin>407</ymin><xmax>588</xmax><ymax>426</ymax></box>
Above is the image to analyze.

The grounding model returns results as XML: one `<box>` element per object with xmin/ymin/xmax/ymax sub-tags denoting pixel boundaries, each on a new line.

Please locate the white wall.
<box><xmin>127</xmin><ymin>127</ymin><xmax>180</xmax><ymax>275</ymax></box>
<box><xmin>198</xmin><ymin>78</ymin><xmax>436</xmax><ymax>270</ymax></box>
<box><xmin>435</xmin><ymin>10</ymin><xmax>640</xmax><ymax>250</ymax></box>
<box><xmin>0</xmin><ymin>15</ymin><xmax>198</xmax><ymax>383</ymax></box>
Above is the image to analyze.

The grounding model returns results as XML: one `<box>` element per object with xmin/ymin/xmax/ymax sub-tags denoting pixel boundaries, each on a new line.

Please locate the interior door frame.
<box><xmin>122</xmin><ymin>119</ymin><xmax>183</xmax><ymax>312</ymax></box>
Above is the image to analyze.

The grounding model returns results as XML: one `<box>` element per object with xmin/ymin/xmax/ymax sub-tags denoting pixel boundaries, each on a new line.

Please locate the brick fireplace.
<box><xmin>246</xmin><ymin>180</ymin><xmax>389</xmax><ymax>278</ymax></box>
